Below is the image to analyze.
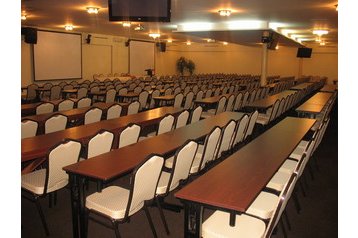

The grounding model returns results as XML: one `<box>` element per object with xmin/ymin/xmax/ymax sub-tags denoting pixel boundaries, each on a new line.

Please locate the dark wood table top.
<box><xmin>63</xmin><ymin>111</ymin><xmax>245</xmax><ymax>181</ymax></box>
<box><xmin>175</xmin><ymin>117</ymin><xmax>315</xmax><ymax>212</ymax></box>
<box><xmin>117</xmin><ymin>92</ymin><xmax>140</xmax><ymax>98</ymax></box>
<box><xmin>320</xmin><ymin>85</ymin><xmax>338</xmax><ymax>93</ymax></box>
<box><xmin>152</xmin><ymin>95</ymin><xmax>176</xmax><ymax>101</ymax></box>
<box><xmin>290</xmin><ymin>82</ymin><xmax>313</xmax><ymax>90</ymax></box>
<box><xmin>194</xmin><ymin>94</ymin><xmax>233</xmax><ymax>105</ymax></box>
<box><xmin>246</xmin><ymin>90</ymin><xmax>296</xmax><ymax>110</ymax></box>
<box><xmin>296</xmin><ymin>92</ymin><xmax>333</xmax><ymax>114</ymax></box>
<box><xmin>21</xmin><ymin>107</ymin><xmax>183</xmax><ymax>163</ymax></box>
<box><xmin>21</xmin><ymin>99</ymin><xmax>67</xmax><ymax>117</ymax></box>
<box><xmin>88</xmin><ymin>91</ymin><xmax>106</xmax><ymax>96</ymax></box>
<box><xmin>62</xmin><ymin>89</ymin><xmax>78</xmax><ymax>94</ymax></box>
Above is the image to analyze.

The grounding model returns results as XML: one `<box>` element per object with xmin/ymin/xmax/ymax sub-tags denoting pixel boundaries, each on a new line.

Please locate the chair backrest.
<box><xmin>166</xmin><ymin>141</ymin><xmax>198</xmax><ymax>193</ymax></box>
<box><xmin>157</xmin><ymin>114</ymin><xmax>175</xmax><ymax>135</ymax></box>
<box><xmin>183</xmin><ymin>86</ymin><xmax>191</xmax><ymax>96</ymax></box>
<box><xmin>244</xmin><ymin>110</ymin><xmax>258</xmax><ymax>140</ymax></box>
<box><xmin>77</xmin><ymin>97</ymin><xmax>92</xmax><ymax>108</ymax></box>
<box><xmin>118</xmin><ymin>124</ymin><xmax>141</xmax><ymax>148</ymax></box>
<box><xmin>26</xmin><ymin>84</ymin><xmax>39</xmax><ymax>100</ymax></box>
<box><xmin>45</xmin><ymin>140</ymin><xmax>81</xmax><ymax>194</ymax></box>
<box><xmin>215</xmin><ymin>96</ymin><xmax>227</xmax><ymax>114</ymax></box>
<box><xmin>275</xmin><ymin>98</ymin><xmax>286</xmax><ymax>119</ymax></box>
<box><xmin>45</xmin><ymin>114</ymin><xmax>68</xmax><ymax>134</ymax></box>
<box><xmin>87</xmin><ymin>130</ymin><xmax>114</xmax><ymax>159</ymax></box>
<box><xmin>174</xmin><ymin>93</ymin><xmax>184</xmax><ymax>108</ymax></box>
<box><xmin>59</xmin><ymin>82</ymin><xmax>67</xmax><ymax>88</ymax></box>
<box><xmin>196</xmin><ymin>90</ymin><xmax>204</xmax><ymax>100</ymax></box>
<box><xmin>90</xmin><ymin>86</ymin><xmax>100</xmax><ymax>93</ymax></box>
<box><xmin>127</xmin><ymin>101</ymin><xmax>140</xmax><ymax>115</ymax></box>
<box><xmin>249</xmin><ymin>89</ymin><xmax>257</xmax><ymax>103</ymax></box>
<box><xmin>84</xmin><ymin>107</ymin><xmax>102</xmax><ymax>125</ymax></box>
<box><xmin>231</xmin><ymin>114</ymin><xmax>250</xmax><ymax>147</ymax></box>
<box><xmin>164</xmin><ymin>88</ymin><xmax>172</xmax><ymax>95</ymax></box>
<box><xmin>213</xmin><ymin>88</ymin><xmax>221</xmax><ymax>96</ymax></box>
<box><xmin>43</xmin><ymin>83</ymin><xmax>53</xmax><ymax>90</ymax></box>
<box><xmin>184</xmin><ymin>91</ymin><xmax>194</xmax><ymax>110</ymax></box>
<box><xmin>268</xmin><ymin>99</ymin><xmax>281</xmax><ymax>123</ymax></box>
<box><xmin>36</xmin><ymin>103</ymin><xmax>54</xmax><ymax>115</ymax></box>
<box><xmin>105</xmin><ymin>89</ymin><xmax>116</xmax><ymax>103</ymax></box>
<box><xmin>241</xmin><ymin>91</ymin><xmax>250</xmax><ymax>107</ymax></box>
<box><xmin>126</xmin><ymin>155</ymin><xmax>164</xmax><ymax>217</ymax></box>
<box><xmin>175</xmin><ymin>110</ymin><xmax>189</xmax><ymax>129</ymax></box>
<box><xmin>118</xmin><ymin>87</ymin><xmax>128</xmax><ymax>95</ymax></box>
<box><xmin>58</xmin><ymin>99</ymin><xmax>75</xmax><ymax>111</ymax></box>
<box><xmin>138</xmin><ymin>90</ymin><xmax>149</xmax><ymax>110</ymax></box>
<box><xmin>190</xmin><ymin>106</ymin><xmax>202</xmax><ymax>124</ymax></box>
<box><xmin>149</xmin><ymin>89</ymin><xmax>160</xmax><ymax>108</ymax></box>
<box><xmin>21</xmin><ymin>120</ymin><xmax>38</xmax><ymax>139</ymax></box>
<box><xmin>217</xmin><ymin>120</ymin><xmax>237</xmax><ymax>158</ymax></box>
<box><xmin>50</xmin><ymin>85</ymin><xmax>62</xmax><ymax>100</ymax></box>
<box><xmin>192</xmin><ymin>85</ymin><xmax>199</xmax><ymax>94</ymax></box>
<box><xmin>198</xmin><ymin>127</ymin><xmax>222</xmax><ymax>171</ymax></box>
<box><xmin>76</xmin><ymin>87</ymin><xmax>88</xmax><ymax>99</ymax></box>
<box><xmin>233</xmin><ymin>92</ymin><xmax>243</xmax><ymax>111</ymax></box>
<box><xmin>225</xmin><ymin>94</ymin><xmax>235</xmax><ymax>111</ymax></box>
<box><xmin>133</xmin><ymin>86</ymin><xmax>142</xmax><ymax>94</ymax></box>
<box><xmin>106</xmin><ymin>104</ymin><xmax>122</xmax><ymax>120</ymax></box>
<box><xmin>204</xmin><ymin>89</ymin><xmax>212</xmax><ymax>98</ymax></box>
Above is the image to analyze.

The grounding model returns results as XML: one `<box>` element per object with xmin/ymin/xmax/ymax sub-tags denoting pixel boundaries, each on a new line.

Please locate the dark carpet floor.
<box><xmin>21</xmin><ymin>102</ymin><xmax>338</xmax><ymax>238</ymax></box>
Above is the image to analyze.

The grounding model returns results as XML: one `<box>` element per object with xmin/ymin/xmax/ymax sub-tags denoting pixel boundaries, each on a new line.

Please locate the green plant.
<box><xmin>176</xmin><ymin>57</ymin><xmax>187</xmax><ymax>75</ymax></box>
<box><xmin>187</xmin><ymin>60</ymin><xmax>196</xmax><ymax>75</ymax></box>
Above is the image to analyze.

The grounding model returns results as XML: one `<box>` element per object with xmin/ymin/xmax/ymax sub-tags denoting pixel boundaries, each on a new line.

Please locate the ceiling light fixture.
<box><xmin>167</xmin><ymin>39</ymin><xmax>173</xmax><ymax>43</ymax></box>
<box><xmin>122</xmin><ymin>22</ymin><xmax>131</xmax><ymax>27</ymax></box>
<box><xmin>320</xmin><ymin>41</ymin><xmax>326</xmax><ymax>46</ymax></box>
<box><xmin>86</xmin><ymin>7</ymin><xmax>99</xmax><ymax>14</ymax></box>
<box><xmin>275</xmin><ymin>45</ymin><xmax>279</xmax><ymax>50</ymax></box>
<box><xmin>134</xmin><ymin>24</ymin><xmax>144</xmax><ymax>31</ymax></box>
<box><xmin>207</xmin><ymin>39</ymin><xmax>215</xmax><ymax>43</ymax></box>
<box><xmin>21</xmin><ymin>13</ymin><xmax>27</xmax><ymax>20</ymax></box>
<box><xmin>65</xmin><ymin>25</ymin><xmax>74</xmax><ymax>31</ymax></box>
<box><xmin>313</xmin><ymin>29</ymin><xmax>329</xmax><ymax>36</ymax></box>
<box><xmin>149</xmin><ymin>33</ymin><xmax>160</xmax><ymax>39</ymax></box>
<box><xmin>315</xmin><ymin>37</ymin><xmax>322</xmax><ymax>42</ymax></box>
<box><xmin>186</xmin><ymin>41</ymin><xmax>192</xmax><ymax>45</ymax></box>
<box><xmin>223</xmin><ymin>42</ymin><xmax>228</xmax><ymax>45</ymax></box>
<box><xmin>218</xmin><ymin>9</ymin><xmax>231</xmax><ymax>16</ymax></box>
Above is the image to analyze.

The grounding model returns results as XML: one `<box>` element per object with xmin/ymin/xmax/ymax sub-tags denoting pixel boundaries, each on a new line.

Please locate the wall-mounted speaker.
<box><xmin>21</xmin><ymin>27</ymin><xmax>37</xmax><ymax>44</ymax></box>
<box><xmin>125</xmin><ymin>40</ymin><xmax>130</xmax><ymax>47</ymax></box>
<box><xmin>159</xmin><ymin>42</ymin><xmax>166</xmax><ymax>52</ymax></box>
<box><xmin>86</xmin><ymin>34</ymin><xmax>92</xmax><ymax>44</ymax></box>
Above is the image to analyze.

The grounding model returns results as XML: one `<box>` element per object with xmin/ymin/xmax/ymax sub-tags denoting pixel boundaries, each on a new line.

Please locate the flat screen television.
<box><xmin>297</xmin><ymin>48</ymin><xmax>312</xmax><ymax>58</ymax></box>
<box><xmin>108</xmin><ymin>0</ymin><xmax>171</xmax><ymax>22</ymax></box>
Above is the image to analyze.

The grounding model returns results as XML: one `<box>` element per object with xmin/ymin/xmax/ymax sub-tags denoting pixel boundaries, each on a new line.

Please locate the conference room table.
<box><xmin>194</xmin><ymin>93</ymin><xmax>235</xmax><ymax>110</ymax></box>
<box><xmin>290</xmin><ymin>82</ymin><xmax>313</xmax><ymax>91</ymax></box>
<box><xmin>21</xmin><ymin>107</ymin><xmax>183</xmax><ymax>174</ymax></box>
<box><xmin>320</xmin><ymin>85</ymin><xmax>338</xmax><ymax>93</ymax></box>
<box><xmin>245</xmin><ymin>90</ymin><xmax>296</xmax><ymax>112</ymax></box>
<box><xmin>117</xmin><ymin>92</ymin><xmax>140</xmax><ymax>102</ymax></box>
<box><xmin>63</xmin><ymin>111</ymin><xmax>246</xmax><ymax>238</ymax></box>
<box><xmin>61</xmin><ymin>89</ymin><xmax>78</xmax><ymax>99</ymax></box>
<box><xmin>22</xmin><ymin>102</ymin><xmax>129</xmax><ymax>135</ymax></box>
<box><xmin>21</xmin><ymin>99</ymin><xmax>67</xmax><ymax>117</ymax></box>
<box><xmin>296</xmin><ymin>92</ymin><xmax>333</xmax><ymax>117</ymax></box>
<box><xmin>175</xmin><ymin>117</ymin><xmax>316</xmax><ymax>238</ymax></box>
<box><xmin>152</xmin><ymin>95</ymin><xmax>176</xmax><ymax>107</ymax></box>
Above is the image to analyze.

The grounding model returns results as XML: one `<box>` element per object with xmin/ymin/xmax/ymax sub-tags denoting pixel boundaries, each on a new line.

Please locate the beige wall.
<box><xmin>22</xmin><ymin>29</ymin><xmax>338</xmax><ymax>86</ymax></box>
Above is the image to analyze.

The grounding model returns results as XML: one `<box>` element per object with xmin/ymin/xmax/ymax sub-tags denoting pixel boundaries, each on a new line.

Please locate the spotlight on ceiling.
<box><xmin>223</xmin><ymin>42</ymin><xmax>228</xmax><ymax>45</ymax></box>
<box><xmin>218</xmin><ymin>9</ymin><xmax>231</xmax><ymax>16</ymax></box>
<box><xmin>320</xmin><ymin>41</ymin><xmax>326</xmax><ymax>46</ymax></box>
<box><xmin>134</xmin><ymin>24</ymin><xmax>144</xmax><ymax>31</ymax></box>
<box><xmin>149</xmin><ymin>33</ymin><xmax>160</xmax><ymax>39</ymax></box>
<box><xmin>186</xmin><ymin>41</ymin><xmax>192</xmax><ymax>45</ymax></box>
<box><xmin>122</xmin><ymin>22</ymin><xmax>131</xmax><ymax>27</ymax></box>
<box><xmin>65</xmin><ymin>25</ymin><xmax>74</xmax><ymax>31</ymax></box>
<box><xmin>167</xmin><ymin>39</ymin><xmax>173</xmax><ymax>43</ymax></box>
<box><xmin>21</xmin><ymin>13</ymin><xmax>27</xmax><ymax>20</ymax></box>
<box><xmin>313</xmin><ymin>29</ymin><xmax>329</xmax><ymax>36</ymax></box>
<box><xmin>86</xmin><ymin>7</ymin><xmax>100</xmax><ymax>14</ymax></box>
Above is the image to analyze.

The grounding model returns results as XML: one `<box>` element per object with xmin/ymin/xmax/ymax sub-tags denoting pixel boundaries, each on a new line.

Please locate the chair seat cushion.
<box><xmin>278</xmin><ymin>159</ymin><xmax>298</xmax><ymax>174</ymax></box>
<box><xmin>202</xmin><ymin>211</ymin><xmax>265</xmax><ymax>238</ymax></box>
<box><xmin>266</xmin><ymin>170</ymin><xmax>291</xmax><ymax>192</ymax></box>
<box><xmin>156</xmin><ymin>171</ymin><xmax>171</xmax><ymax>195</ymax></box>
<box><xmin>246</xmin><ymin>191</ymin><xmax>278</xmax><ymax>220</ymax></box>
<box><xmin>21</xmin><ymin>169</ymin><xmax>68</xmax><ymax>195</ymax></box>
<box><xmin>86</xmin><ymin>186</ymin><xmax>133</xmax><ymax>220</ymax></box>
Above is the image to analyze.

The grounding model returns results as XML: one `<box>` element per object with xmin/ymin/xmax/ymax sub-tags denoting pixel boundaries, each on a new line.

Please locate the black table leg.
<box><xmin>69</xmin><ymin>174</ymin><xmax>80</xmax><ymax>238</ymax></box>
<box><xmin>183</xmin><ymin>202</ymin><xmax>203</xmax><ymax>238</ymax></box>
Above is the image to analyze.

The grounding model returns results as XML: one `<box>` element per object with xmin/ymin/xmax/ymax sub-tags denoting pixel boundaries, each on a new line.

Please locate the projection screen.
<box><xmin>129</xmin><ymin>40</ymin><xmax>155</xmax><ymax>76</ymax></box>
<box><xmin>33</xmin><ymin>30</ymin><xmax>82</xmax><ymax>81</ymax></box>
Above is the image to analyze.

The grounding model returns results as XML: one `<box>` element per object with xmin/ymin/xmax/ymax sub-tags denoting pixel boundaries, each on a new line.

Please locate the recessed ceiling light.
<box><xmin>320</xmin><ymin>41</ymin><xmax>326</xmax><ymax>46</ymax></box>
<box><xmin>275</xmin><ymin>45</ymin><xmax>279</xmax><ymax>50</ymax></box>
<box><xmin>87</xmin><ymin>7</ymin><xmax>100</xmax><ymax>14</ymax></box>
<box><xmin>218</xmin><ymin>9</ymin><xmax>231</xmax><ymax>16</ymax></box>
<box><xmin>223</xmin><ymin>42</ymin><xmax>228</xmax><ymax>45</ymax></box>
<box><xmin>186</xmin><ymin>41</ymin><xmax>192</xmax><ymax>45</ymax></box>
<box><xmin>134</xmin><ymin>24</ymin><xmax>144</xmax><ymax>31</ymax></box>
<box><xmin>149</xmin><ymin>33</ymin><xmax>160</xmax><ymax>39</ymax></box>
<box><xmin>207</xmin><ymin>39</ymin><xmax>215</xmax><ymax>43</ymax></box>
<box><xmin>313</xmin><ymin>29</ymin><xmax>329</xmax><ymax>36</ymax></box>
<box><xmin>21</xmin><ymin>13</ymin><xmax>27</xmax><ymax>20</ymax></box>
<box><xmin>167</xmin><ymin>39</ymin><xmax>173</xmax><ymax>43</ymax></box>
<box><xmin>65</xmin><ymin>25</ymin><xmax>74</xmax><ymax>31</ymax></box>
<box><xmin>122</xmin><ymin>22</ymin><xmax>131</xmax><ymax>27</ymax></box>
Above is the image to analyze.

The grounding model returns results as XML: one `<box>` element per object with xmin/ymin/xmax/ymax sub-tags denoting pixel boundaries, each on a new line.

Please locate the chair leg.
<box><xmin>155</xmin><ymin>197</ymin><xmax>170</xmax><ymax>235</ymax></box>
<box><xmin>299</xmin><ymin>179</ymin><xmax>307</xmax><ymax>197</ymax></box>
<box><xmin>313</xmin><ymin>157</ymin><xmax>320</xmax><ymax>172</ymax></box>
<box><xmin>144</xmin><ymin>204</ymin><xmax>158</xmax><ymax>238</ymax></box>
<box><xmin>283</xmin><ymin>210</ymin><xmax>291</xmax><ymax>231</ymax></box>
<box><xmin>84</xmin><ymin>209</ymin><xmax>89</xmax><ymax>238</ymax></box>
<box><xmin>308</xmin><ymin>163</ymin><xmax>315</xmax><ymax>180</ymax></box>
<box><xmin>48</xmin><ymin>193</ymin><xmax>53</xmax><ymax>208</ymax></box>
<box><xmin>292</xmin><ymin>191</ymin><xmax>301</xmax><ymax>214</ymax></box>
<box><xmin>112</xmin><ymin>220</ymin><xmax>121</xmax><ymax>238</ymax></box>
<box><xmin>280</xmin><ymin>218</ymin><xmax>288</xmax><ymax>238</ymax></box>
<box><xmin>35</xmin><ymin>197</ymin><xmax>50</xmax><ymax>236</ymax></box>
<box><xmin>54</xmin><ymin>191</ymin><xmax>57</xmax><ymax>206</ymax></box>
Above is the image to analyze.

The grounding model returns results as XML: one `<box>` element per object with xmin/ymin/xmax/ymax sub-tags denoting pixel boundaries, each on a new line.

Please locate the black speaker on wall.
<box><xmin>86</xmin><ymin>34</ymin><xmax>92</xmax><ymax>44</ymax></box>
<box><xmin>159</xmin><ymin>42</ymin><xmax>166</xmax><ymax>52</ymax></box>
<box><xmin>21</xmin><ymin>27</ymin><xmax>37</xmax><ymax>44</ymax></box>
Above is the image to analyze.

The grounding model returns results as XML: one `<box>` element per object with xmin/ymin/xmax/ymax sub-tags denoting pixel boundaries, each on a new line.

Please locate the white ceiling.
<box><xmin>21</xmin><ymin>0</ymin><xmax>338</xmax><ymax>48</ymax></box>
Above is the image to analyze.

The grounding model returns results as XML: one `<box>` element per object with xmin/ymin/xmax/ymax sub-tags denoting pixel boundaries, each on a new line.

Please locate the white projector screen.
<box><xmin>129</xmin><ymin>40</ymin><xmax>154</xmax><ymax>76</ymax></box>
<box><xmin>33</xmin><ymin>30</ymin><xmax>82</xmax><ymax>81</ymax></box>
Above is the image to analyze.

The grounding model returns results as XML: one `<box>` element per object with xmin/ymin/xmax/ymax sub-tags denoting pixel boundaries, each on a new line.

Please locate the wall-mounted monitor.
<box><xmin>108</xmin><ymin>0</ymin><xmax>171</xmax><ymax>22</ymax></box>
<box><xmin>297</xmin><ymin>47</ymin><xmax>312</xmax><ymax>58</ymax></box>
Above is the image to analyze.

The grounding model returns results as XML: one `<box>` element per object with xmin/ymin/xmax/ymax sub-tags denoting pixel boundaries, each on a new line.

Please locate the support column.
<box><xmin>260</xmin><ymin>42</ymin><xmax>268</xmax><ymax>86</ymax></box>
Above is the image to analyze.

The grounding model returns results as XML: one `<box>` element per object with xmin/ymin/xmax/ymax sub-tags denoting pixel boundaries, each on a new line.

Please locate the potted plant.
<box><xmin>176</xmin><ymin>57</ymin><xmax>187</xmax><ymax>75</ymax></box>
<box><xmin>186</xmin><ymin>60</ymin><xmax>196</xmax><ymax>75</ymax></box>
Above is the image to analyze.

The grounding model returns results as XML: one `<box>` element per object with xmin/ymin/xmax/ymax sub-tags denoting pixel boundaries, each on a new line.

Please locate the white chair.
<box><xmin>175</xmin><ymin>110</ymin><xmax>189</xmax><ymax>129</ymax></box>
<box><xmin>127</xmin><ymin>101</ymin><xmax>140</xmax><ymax>115</ymax></box>
<box><xmin>22</xmin><ymin>139</ymin><xmax>81</xmax><ymax>236</ymax></box>
<box><xmin>213</xmin><ymin>87</ymin><xmax>221</xmax><ymax>96</ymax></box>
<box><xmin>173</xmin><ymin>87</ymin><xmax>182</xmax><ymax>95</ymax></box>
<box><xmin>196</xmin><ymin>90</ymin><xmax>204</xmax><ymax>100</ymax></box>
<box><xmin>225</xmin><ymin>94</ymin><xmax>235</xmax><ymax>111</ymax></box>
<box><xmin>256</xmin><ymin>99</ymin><xmax>280</xmax><ymax>127</ymax></box>
<box><xmin>77</xmin><ymin>97</ymin><xmax>92</xmax><ymax>108</ymax></box>
<box><xmin>241</xmin><ymin>91</ymin><xmax>250</xmax><ymax>108</ymax></box>
<box><xmin>216</xmin><ymin>120</ymin><xmax>237</xmax><ymax>158</ymax></box>
<box><xmin>118</xmin><ymin>124</ymin><xmax>141</xmax><ymax>148</ymax></box>
<box><xmin>138</xmin><ymin>91</ymin><xmax>149</xmax><ymax>111</ymax></box>
<box><xmin>230</xmin><ymin>114</ymin><xmax>249</xmax><ymax>149</ymax></box>
<box><xmin>82</xmin><ymin>130</ymin><xmax>114</xmax><ymax>160</ymax></box>
<box><xmin>48</xmin><ymin>85</ymin><xmax>61</xmax><ymax>100</ymax></box>
<box><xmin>107</xmin><ymin>104</ymin><xmax>122</xmax><ymax>120</ymax></box>
<box><xmin>84</xmin><ymin>107</ymin><xmax>102</xmax><ymax>125</ymax></box>
<box><xmin>105</xmin><ymin>88</ymin><xmax>117</xmax><ymax>103</ymax></box>
<box><xmin>233</xmin><ymin>92</ymin><xmax>243</xmax><ymax>111</ymax></box>
<box><xmin>204</xmin><ymin>89</ymin><xmax>212</xmax><ymax>98</ymax></box>
<box><xmin>174</xmin><ymin>93</ymin><xmax>184</xmax><ymax>108</ymax></box>
<box><xmin>155</xmin><ymin>140</ymin><xmax>198</xmax><ymax>234</ymax></box>
<box><xmin>36</xmin><ymin>103</ymin><xmax>54</xmax><ymax>115</ymax></box>
<box><xmin>133</xmin><ymin>86</ymin><xmax>142</xmax><ymax>94</ymax></box>
<box><xmin>21</xmin><ymin>119</ymin><xmax>38</xmax><ymax>139</ymax></box>
<box><xmin>24</xmin><ymin>84</ymin><xmax>38</xmax><ymax>102</ymax></box>
<box><xmin>149</xmin><ymin>89</ymin><xmax>160</xmax><ymax>109</ymax></box>
<box><xmin>85</xmin><ymin>155</ymin><xmax>164</xmax><ymax>238</ymax></box>
<box><xmin>190</xmin><ymin>106</ymin><xmax>202</xmax><ymax>124</ymax></box>
<box><xmin>201</xmin><ymin>96</ymin><xmax>227</xmax><ymax>119</ymax></box>
<box><xmin>183</xmin><ymin>91</ymin><xmax>194</xmax><ymax>109</ymax></box>
<box><xmin>140</xmin><ymin>114</ymin><xmax>175</xmax><ymax>140</ymax></box>
<box><xmin>244</xmin><ymin>110</ymin><xmax>258</xmax><ymax>141</ymax></box>
<box><xmin>45</xmin><ymin>114</ymin><xmax>68</xmax><ymax>134</ymax></box>
<box><xmin>58</xmin><ymin>99</ymin><xmax>75</xmax><ymax>111</ymax></box>
<box><xmin>202</xmin><ymin>174</ymin><xmax>297</xmax><ymax>238</ymax></box>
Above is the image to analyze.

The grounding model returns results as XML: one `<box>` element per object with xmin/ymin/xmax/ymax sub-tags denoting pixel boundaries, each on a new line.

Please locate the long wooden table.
<box><xmin>296</xmin><ymin>92</ymin><xmax>333</xmax><ymax>116</ymax></box>
<box><xmin>22</xmin><ymin>102</ymin><xmax>129</xmax><ymax>135</ymax></box>
<box><xmin>290</xmin><ymin>82</ymin><xmax>313</xmax><ymax>91</ymax></box>
<box><xmin>21</xmin><ymin>99</ymin><xmax>65</xmax><ymax>117</ymax></box>
<box><xmin>63</xmin><ymin>111</ymin><xmax>245</xmax><ymax>238</ymax></box>
<box><xmin>320</xmin><ymin>85</ymin><xmax>338</xmax><ymax>93</ymax></box>
<box><xmin>245</xmin><ymin>90</ymin><xmax>296</xmax><ymax>112</ymax></box>
<box><xmin>175</xmin><ymin>117</ymin><xmax>316</xmax><ymax>237</ymax></box>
